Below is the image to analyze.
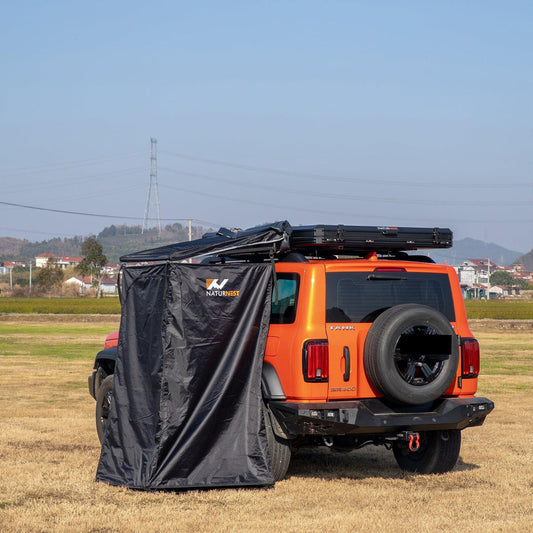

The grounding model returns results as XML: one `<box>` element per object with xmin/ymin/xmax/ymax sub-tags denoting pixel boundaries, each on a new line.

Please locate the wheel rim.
<box><xmin>393</xmin><ymin>325</ymin><xmax>447</xmax><ymax>386</ymax></box>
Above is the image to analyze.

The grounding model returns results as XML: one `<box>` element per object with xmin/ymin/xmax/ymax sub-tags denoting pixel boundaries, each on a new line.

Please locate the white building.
<box><xmin>35</xmin><ymin>254</ymin><xmax>83</xmax><ymax>269</ymax></box>
<box><xmin>65</xmin><ymin>276</ymin><xmax>117</xmax><ymax>295</ymax></box>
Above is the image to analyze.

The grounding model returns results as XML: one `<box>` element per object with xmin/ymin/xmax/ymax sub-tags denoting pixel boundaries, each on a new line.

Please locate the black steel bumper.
<box><xmin>269</xmin><ymin>396</ymin><xmax>494</xmax><ymax>439</ymax></box>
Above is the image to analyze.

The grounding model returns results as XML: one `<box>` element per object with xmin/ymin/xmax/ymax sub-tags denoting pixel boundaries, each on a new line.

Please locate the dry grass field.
<box><xmin>0</xmin><ymin>316</ymin><xmax>532</xmax><ymax>533</ymax></box>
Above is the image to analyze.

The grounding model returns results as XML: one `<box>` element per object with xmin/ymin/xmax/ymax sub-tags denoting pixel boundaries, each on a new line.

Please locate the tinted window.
<box><xmin>326</xmin><ymin>272</ymin><xmax>455</xmax><ymax>323</ymax></box>
<box><xmin>271</xmin><ymin>274</ymin><xmax>300</xmax><ymax>324</ymax></box>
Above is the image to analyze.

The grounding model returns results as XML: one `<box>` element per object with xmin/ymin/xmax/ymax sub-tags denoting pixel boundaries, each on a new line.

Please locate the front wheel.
<box><xmin>393</xmin><ymin>429</ymin><xmax>461</xmax><ymax>474</ymax></box>
<box><xmin>96</xmin><ymin>374</ymin><xmax>114</xmax><ymax>444</ymax></box>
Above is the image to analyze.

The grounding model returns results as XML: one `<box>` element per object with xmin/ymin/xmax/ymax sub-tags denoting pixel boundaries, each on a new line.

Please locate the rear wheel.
<box><xmin>264</xmin><ymin>404</ymin><xmax>291</xmax><ymax>481</ymax></box>
<box><xmin>393</xmin><ymin>429</ymin><xmax>461</xmax><ymax>474</ymax></box>
<box><xmin>96</xmin><ymin>374</ymin><xmax>114</xmax><ymax>444</ymax></box>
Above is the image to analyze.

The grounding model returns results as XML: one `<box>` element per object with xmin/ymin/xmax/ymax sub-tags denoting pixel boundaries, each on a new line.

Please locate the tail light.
<box><xmin>461</xmin><ymin>338</ymin><xmax>480</xmax><ymax>377</ymax></box>
<box><xmin>303</xmin><ymin>340</ymin><xmax>329</xmax><ymax>382</ymax></box>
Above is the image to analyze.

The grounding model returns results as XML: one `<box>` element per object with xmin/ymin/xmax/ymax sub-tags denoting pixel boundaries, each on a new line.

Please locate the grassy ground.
<box><xmin>0</xmin><ymin>316</ymin><xmax>532</xmax><ymax>532</ymax></box>
<box><xmin>0</xmin><ymin>297</ymin><xmax>121</xmax><ymax>315</ymax></box>
<box><xmin>1</xmin><ymin>296</ymin><xmax>533</xmax><ymax>319</ymax></box>
<box><xmin>464</xmin><ymin>300</ymin><xmax>533</xmax><ymax>319</ymax></box>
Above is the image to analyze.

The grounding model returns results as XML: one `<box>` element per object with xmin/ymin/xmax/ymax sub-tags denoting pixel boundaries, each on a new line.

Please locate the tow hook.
<box><xmin>397</xmin><ymin>431</ymin><xmax>420</xmax><ymax>452</ymax></box>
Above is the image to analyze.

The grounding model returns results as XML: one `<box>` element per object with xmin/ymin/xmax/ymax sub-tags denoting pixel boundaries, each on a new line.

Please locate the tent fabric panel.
<box><xmin>95</xmin><ymin>264</ymin><xmax>168</xmax><ymax>487</ymax></box>
<box><xmin>149</xmin><ymin>263</ymin><xmax>274</xmax><ymax>488</ymax></box>
<box><xmin>96</xmin><ymin>262</ymin><xmax>275</xmax><ymax>490</ymax></box>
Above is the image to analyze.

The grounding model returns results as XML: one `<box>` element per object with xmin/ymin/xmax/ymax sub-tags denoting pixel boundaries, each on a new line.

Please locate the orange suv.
<box><xmin>89</xmin><ymin>224</ymin><xmax>493</xmax><ymax>481</ymax></box>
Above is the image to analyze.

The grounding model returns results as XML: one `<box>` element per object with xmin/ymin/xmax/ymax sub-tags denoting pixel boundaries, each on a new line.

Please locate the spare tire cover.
<box><xmin>363</xmin><ymin>304</ymin><xmax>459</xmax><ymax>405</ymax></box>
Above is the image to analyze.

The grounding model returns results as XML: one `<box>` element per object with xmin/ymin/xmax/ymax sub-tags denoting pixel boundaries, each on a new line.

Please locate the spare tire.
<box><xmin>363</xmin><ymin>304</ymin><xmax>459</xmax><ymax>405</ymax></box>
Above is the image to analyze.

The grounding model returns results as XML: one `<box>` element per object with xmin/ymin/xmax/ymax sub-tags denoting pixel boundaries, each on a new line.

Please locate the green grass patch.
<box><xmin>481</xmin><ymin>353</ymin><xmax>532</xmax><ymax>375</ymax></box>
<box><xmin>0</xmin><ymin>297</ymin><xmax>120</xmax><ymax>314</ymax></box>
<box><xmin>0</xmin><ymin>339</ymin><xmax>101</xmax><ymax>359</ymax></box>
<box><xmin>3</xmin><ymin>296</ymin><xmax>531</xmax><ymax>319</ymax></box>
<box><xmin>465</xmin><ymin>300</ymin><xmax>533</xmax><ymax>319</ymax></box>
<box><xmin>0</xmin><ymin>324</ymin><xmax>116</xmax><ymax>337</ymax></box>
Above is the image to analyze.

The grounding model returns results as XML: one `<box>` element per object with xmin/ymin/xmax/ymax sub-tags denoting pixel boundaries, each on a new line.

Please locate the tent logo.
<box><xmin>205</xmin><ymin>279</ymin><xmax>240</xmax><ymax>297</ymax></box>
<box><xmin>206</xmin><ymin>279</ymin><xmax>228</xmax><ymax>291</ymax></box>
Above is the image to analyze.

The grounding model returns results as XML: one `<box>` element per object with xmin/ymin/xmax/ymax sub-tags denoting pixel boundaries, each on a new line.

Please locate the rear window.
<box><xmin>326</xmin><ymin>272</ymin><xmax>455</xmax><ymax>323</ymax></box>
<box><xmin>271</xmin><ymin>273</ymin><xmax>300</xmax><ymax>324</ymax></box>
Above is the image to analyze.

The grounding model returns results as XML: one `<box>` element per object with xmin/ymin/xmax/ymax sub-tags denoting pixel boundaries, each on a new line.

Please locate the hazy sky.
<box><xmin>1</xmin><ymin>1</ymin><xmax>532</xmax><ymax>252</ymax></box>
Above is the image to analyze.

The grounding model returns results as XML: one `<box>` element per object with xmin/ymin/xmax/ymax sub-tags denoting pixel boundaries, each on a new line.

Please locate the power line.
<box><xmin>2</xmin><ymin>195</ymin><xmax>533</xmax><ymax>228</ymax></box>
<box><xmin>159</xmin><ymin>149</ymin><xmax>532</xmax><ymax>189</ymax></box>
<box><xmin>58</xmin><ymin>184</ymin><xmax>146</xmax><ymax>204</ymax></box>
<box><xmin>0</xmin><ymin>200</ymin><xmax>218</xmax><ymax>225</ymax></box>
<box><xmin>2</xmin><ymin>151</ymin><xmax>145</xmax><ymax>177</ymax></box>
<box><xmin>0</xmin><ymin>226</ymin><xmax>80</xmax><ymax>237</ymax></box>
<box><xmin>158</xmin><ymin>184</ymin><xmax>533</xmax><ymax>225</ymax></box>
<box><xmin>0</xmin><ymin>167</ymin><xmax>145</xmax><ymax>195</ymax></box>
<box><xmin>159</xmin><ymin>167</ymin><xmax>532</xmax><ymax>207</ymax></box>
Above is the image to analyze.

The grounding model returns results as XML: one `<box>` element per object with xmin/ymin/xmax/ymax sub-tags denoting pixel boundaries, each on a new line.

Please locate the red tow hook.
<box><xmin>396</xmin><ymin>431</ymin><xmax>421</xmax><ymax>451</ymax></box>
<box><xmin>408</xmin><ymin>432</ymin><xmax>420</xmax><ymax>452</ymax></box>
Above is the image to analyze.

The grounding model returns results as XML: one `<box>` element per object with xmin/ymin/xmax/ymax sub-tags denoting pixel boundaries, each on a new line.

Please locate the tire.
<box><xmin>264</xmin><ymin>404</ymin><xmax>291</xmax><ymax>481</ymax></box>
<box><xmin>96</xmin><ymin>374</ymin><xmax>114</xmax><ymax>444</ymax></box>
<box><xmin>364</xmin><ymin>304</ymin><xmax>459</xmax><ymax>405</ymax></box>
<box><xmin>393</xmin><ymin>430</ymin><xmax>461</xmax><ymax>474</ymax></box>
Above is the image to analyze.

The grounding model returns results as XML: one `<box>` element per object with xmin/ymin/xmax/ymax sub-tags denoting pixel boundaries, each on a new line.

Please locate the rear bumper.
<box><xmin>268</xmin><ymin>396</ymin><xmax>494</xmax><ymax>439</ymax></box>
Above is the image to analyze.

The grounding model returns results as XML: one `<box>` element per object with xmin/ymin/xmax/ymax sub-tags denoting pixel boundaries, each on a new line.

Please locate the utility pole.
<box><xmin>142</xmin><ymin>137</ymin><xmax>162</xmax><ymax>234</ymax></box>
<box><xmin>486</xmin><ymin>258</ymin><xmax>491</xmax><ymax>300</ymax></box>
<box><xmin>188</xmin><ymin>219</ymin><xmax>193</xmax><ymax>264</ymax></box>
<box><xmin>29</xmin><ymin>261</ymin><xmax>32</xmax><ymax>293</ymax></box>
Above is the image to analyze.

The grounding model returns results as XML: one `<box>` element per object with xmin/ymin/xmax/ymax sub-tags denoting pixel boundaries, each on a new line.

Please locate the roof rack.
<box><xmin>289</xmin><ymin>225</ymin><xmax>452</xmax><ymax>255</ymax></box>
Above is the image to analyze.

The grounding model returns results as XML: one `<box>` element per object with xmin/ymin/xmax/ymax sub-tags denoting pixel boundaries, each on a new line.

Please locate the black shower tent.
<box><xmin>95</xmin><ymin>222</ymin><xmax>291</xmax><ymax>490</ymax></box>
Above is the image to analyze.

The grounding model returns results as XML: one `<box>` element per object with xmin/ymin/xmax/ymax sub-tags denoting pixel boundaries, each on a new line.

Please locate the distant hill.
<box><xmin>1</xmin><ymin>226</ymin><xmax>527</xmax><ymax>268</ymax></box>
<box><xmin>0</xmin><ymin>235</ymin><xmax>85</xmax><ymax>262</ymax></box>
<box><xmin>514</xmin><ymin>249</ymin><xmax>533</xmax><ymax>271</ymax></box>
<box><xmin>0</xmin><ymin>223</ymin><xmax>212</xmax><ymax>264</ymax></box>
<box><xmin>96</xmin><ymin>224</ymin><xmax>210</xmax><ymax>263</ymax></box>
<box><xmin>426</xmin><ymin>238</ymin><xmax>524</xmax><ymax>267</ymax></box>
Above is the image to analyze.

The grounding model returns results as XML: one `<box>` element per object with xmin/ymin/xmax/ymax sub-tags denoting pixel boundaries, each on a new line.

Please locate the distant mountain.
<box><xmin>0</xmin><ymin>227</ymin><xmax>526</xmax><ymax>268</ymax></box>
<box><xmin>0</xmin><ymin>223</ymin><xmax>212</xmax><ymax>264</ymax></box>
<box><xmin>0</xmin><ymin>236</ymin><xmax>84</xmax><ymax>262</ymax></box>
<box><xmin>514</xmin><ymin>249</ymin><xmax>533</xmax><ymax>271</ymax></box>
<box><xmin>426</xmin><ymin>238</ymin><xmax>524</xmax><ymax>267</ymax></box>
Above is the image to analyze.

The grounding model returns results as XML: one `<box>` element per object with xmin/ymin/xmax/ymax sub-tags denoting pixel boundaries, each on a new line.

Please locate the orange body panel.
<box><xmin>267</xmin><ymin>259</ymin><xmax>479</xmax><ymax>402</ymax></box>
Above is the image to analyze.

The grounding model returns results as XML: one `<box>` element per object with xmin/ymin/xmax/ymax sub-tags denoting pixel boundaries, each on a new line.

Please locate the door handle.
<box><xmin>343</xmin><ymin>346</ymin><xmax>350</xmax><ymax>382</ymax></box>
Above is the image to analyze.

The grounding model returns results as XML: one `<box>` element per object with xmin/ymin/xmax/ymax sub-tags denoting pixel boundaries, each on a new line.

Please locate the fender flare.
<box><xmin>93</xmin><ymin>347</ymin><xmax>117</xmax><ymax>396</ymax></box>
<box><xmin>262</xmin><ymin>362</ymin><xmax>286</xmax><ymax>400</ymax></box>
<box><xmin>95</xmin><ymin>346</ymin><xmax>117</xmax><ymax>368</ymax></box>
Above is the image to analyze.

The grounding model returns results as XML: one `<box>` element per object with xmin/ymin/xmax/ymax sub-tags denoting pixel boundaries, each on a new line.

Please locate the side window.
<box><xmin>271</xmin><ymin>274</ymin><xmax>300</xmax><ymax>324</ymax></box>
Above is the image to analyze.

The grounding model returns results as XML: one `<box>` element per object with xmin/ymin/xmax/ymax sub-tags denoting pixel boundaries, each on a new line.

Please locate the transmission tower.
<box><xmin>142</xmin><ymin>137</ymin><xmax>162</xmax><ymax>234</ymax></box>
